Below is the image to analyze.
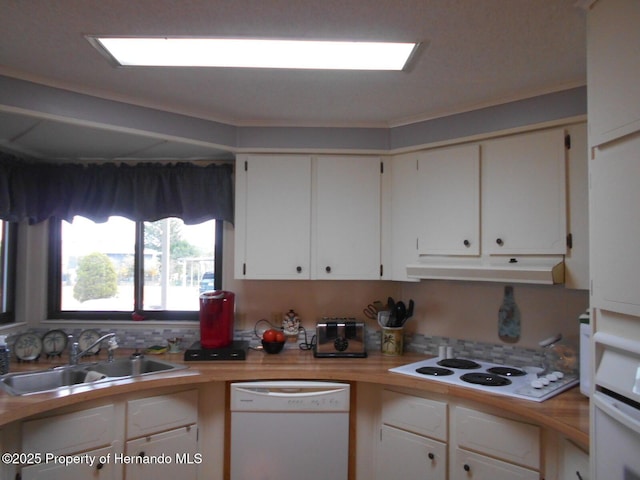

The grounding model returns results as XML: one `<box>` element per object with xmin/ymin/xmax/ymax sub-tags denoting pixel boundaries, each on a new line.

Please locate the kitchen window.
<box><xmin>0</xmin><ymin>220</ymin><xmax>17</xmax><ymax>324</ymax></box>
<box><xmin>48</xmin><ymin>216</ymin><xmax>222</xmax><ymax>320</ymax></box>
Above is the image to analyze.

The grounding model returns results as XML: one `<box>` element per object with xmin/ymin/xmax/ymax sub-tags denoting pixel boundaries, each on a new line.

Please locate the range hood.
<box><xmin>406</xmin><ymin>256</ymin><xmax>565</xmax><ymax>285</ymax></box>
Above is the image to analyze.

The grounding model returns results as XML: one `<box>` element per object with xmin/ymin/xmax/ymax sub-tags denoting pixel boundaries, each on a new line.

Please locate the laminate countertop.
<box><xmin>0</xmin><ymin>348</ymin><xmax>590</xmax><ymax>448</ymax></box>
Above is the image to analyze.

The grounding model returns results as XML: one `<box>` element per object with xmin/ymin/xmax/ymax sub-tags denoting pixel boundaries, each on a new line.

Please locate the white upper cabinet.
<box><xmin>235</xmin><ymin>155</ymin><xmax>312</xmax><ymax>279</ymax></box>
<box><xmin>417</xmin><ymin>144</ymin><xmax>480</xmax><ymax>256</ymax></box>
<box><xmin>389</xmin><ymin>152</ymin><xmax>420</xmax><ymax>281</ymax></box>
<box><xmin>235</xmin><ymin>154</ymin><xmax>382</xmax><ymax>280</ymax></box>
<box><xmin>587</xmin><ymin>0</ymin><xmax>640</xmax><ymax>147</ymax></box>
<box><xmin>313</xmin><ymin>155</ymin><xmax>382</xmax><ymax>280</ymax></box>
<box><xmin>588</xmin><ymin>0</ymin><xmax>640</xmax><ymax>316</ymax></box>
<box><xmin>590</xmin><ymin>133</ymin><xmax>640</xmax><ymax>316</ymax></box>
<box><xmin>482</xmin><ymin>128</ymin><xmax>567</xmax><ymax>255</ymax></box>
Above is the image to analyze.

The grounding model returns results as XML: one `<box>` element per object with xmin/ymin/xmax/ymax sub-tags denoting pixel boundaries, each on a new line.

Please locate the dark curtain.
<box><xmin>0</xmin><ymin>153</ymin><xmax>234</xmax><ymax>225</ymax></box>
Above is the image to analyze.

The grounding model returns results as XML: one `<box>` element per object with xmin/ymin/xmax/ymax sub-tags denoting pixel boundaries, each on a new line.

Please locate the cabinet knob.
<box><xmin>96</xmin><ymin>462</ymin><xmax>104</xmax><ymax>470</ymax></box>
<box><xmin>428</xmin><ymin>452</ymin><xmax>435</xmax><ymax>460</ymax></box>
<box><xmin>325</xmin><ymin>266</ymin><xmax>331</xmax><ymax>273</ymax></box>
<box><xmin>463</xmin><ymin>239</ymin><xmax>471</xmax><ymax>247</ymax></box>
<box><xmin>496</xmin><ymin>238</ymin><xmax>504</xmax><ymax>246</ymax></box>
<box><xmin>463</xmin><ymin>464</ymin><xmax>471</xmax><ymax>472</ymax></box>
<box><xmin>296</xmin><ymin>266</ymin><xmax>302</xmax><ymax>273</ymax></box>
<box><xmin>138</xmin><ymin>451</ymin><xmax>146</xmax><ymax>458</ymax></box>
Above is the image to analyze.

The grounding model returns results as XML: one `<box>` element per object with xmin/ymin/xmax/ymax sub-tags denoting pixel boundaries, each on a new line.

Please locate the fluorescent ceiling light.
<box><xmin>91</xmin><ymin>37</ymin><xmax>418</xmax><ymax>71</ymax></box>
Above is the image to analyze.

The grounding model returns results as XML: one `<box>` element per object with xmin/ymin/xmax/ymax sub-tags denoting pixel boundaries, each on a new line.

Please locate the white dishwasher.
<box><xmin>230</xmin><ymin>381</ymin><xmax>350</xmax><ymax>480</ymax></box>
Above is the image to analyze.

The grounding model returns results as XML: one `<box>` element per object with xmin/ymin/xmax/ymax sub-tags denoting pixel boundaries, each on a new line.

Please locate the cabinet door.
<box><xmin>125</xmin><ymin>425</ymin><xmax>198</xmax><ymax>480</ymax></box>
<box><xmin>417</xmin><ymin>144</ymin><xmax>480</xmax><ymax>255</ymax></box>
<box><xmin>587</xmin><ymin>0</ymin><xmax>640</xmax><ymax>146</ymax></box>
<box><xmin>21</xmin><ymin>445</ymin><xmax>120</xmax><ymax>480</ymax></box>
<box><xmin>451</xmin><ymin>448</ymin><xmax>539</xmax><ymax>480</ymax></box>
<box><xmin>482</xmin><ymin>128</ymin><xmax>567</xmax><ymax>255</ymax></box>
<box><xmin>127</xmin><ymin>390</ymin><xmax>198</xmax><ymax>439</ymax></box>
<box><xmin>389</xmin><ymin>152</ymin><xmax>420</xmax><ymax>281</ymax></box>
<box><xmin>564</xmin><ymin>123</ymin><xmax>589</xmax><ymax>290</ymax></box>
<box><xmin>22</xmin><ymin>404</ymin><xmax>117</xmax><ymax>456</ymax></box>
<box><xmin>378</xmin><ymin>425</ymin><xmax>446</xmax><ymax>480</ymax></box>
<box><xmin>560</xmin><ymin>438</ymin><xmax>590</xmax><ymax>480</ymax></box>
<box><xmin>453</xmin><ymin>406</ymin><xmax>540</xmax><ymax>470</ymax></box>
<box><xmin>235</xmin><ymin>155</ymin><xmax>312</xmax><ymax>279</ymax></box>
<box><xmin>314</xmin><ymin>155</ymin><xmax>381</xmax><ymax>279</ymax></box>
<box><xmin>590</xmin><ymin>133</ymin><xmax>640</xmax><ymax>317</ymax></box>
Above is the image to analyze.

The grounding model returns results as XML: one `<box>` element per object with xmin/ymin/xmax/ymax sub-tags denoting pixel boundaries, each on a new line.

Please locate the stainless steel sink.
<box><xmin>0</xmin><ymin>357</ymin><xmax>187</xmax><ymax>396</ymax></box>
<box><xmin>85</xmin><ymin>357</ymin><xmax>187</xmax><ymax>378</ymax></box>
<box><xmin>0</xmin><ymin>366</ymin><xmax>90</xmax><ymax>396</ymax></box>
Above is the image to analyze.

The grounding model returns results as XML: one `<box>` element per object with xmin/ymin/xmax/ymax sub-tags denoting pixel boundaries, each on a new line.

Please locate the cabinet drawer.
<box><xmin>382</xmin><ymin>390</ymin><xmax>447</xmax><ymax>441</ymax></box>
<box><xmin>378</xmin><ymin>425</ymin><xmax>446</xmax><ymax>480</ymax></box>
<box><xmin>452</xmin><ymin>447</ymin><xmax>539</xmax><ymax>480</ymax></box>
<box><xmin>454</xmin><ymin>406</ymin><xmax>540</xmax><ymax>469</ymax></box>
<box><xmin>22</xmin><ymin>404</ymin><xmax>116</xmax><ymax>456</ymax></box>
<box><xmin>127</xmin><ymin>389</ymin><xmax>198</xmax><ymax>439</ymax></box>
<box><xmin>21</xmin><ymin>445</ymin><xmax>118</xmax><ymax>480</ymax></box>
<box><xmin>125</xmin><ymin>425</ymin><xmax>198</xmax><ymax>480</ymax></box>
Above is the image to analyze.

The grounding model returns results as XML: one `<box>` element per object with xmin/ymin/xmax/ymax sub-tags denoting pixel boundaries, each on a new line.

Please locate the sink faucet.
<box><xmin>68</xmin><ymin>333</ymin><xmax>119</xmax><ymax>366</ymax></box>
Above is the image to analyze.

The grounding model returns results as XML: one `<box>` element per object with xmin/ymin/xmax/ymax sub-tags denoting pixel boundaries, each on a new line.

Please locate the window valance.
<box><xmin>0</xmin><ymin>153</ymin><xmax>234</xmax><ymax>225</ymax></box>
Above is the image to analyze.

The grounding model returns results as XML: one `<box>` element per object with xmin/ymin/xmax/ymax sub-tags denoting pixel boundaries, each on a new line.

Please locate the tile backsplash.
<box><xmin>4</xmin><ymin>325</ymin><xmax>546</xmax><ymax>368</ymax></box>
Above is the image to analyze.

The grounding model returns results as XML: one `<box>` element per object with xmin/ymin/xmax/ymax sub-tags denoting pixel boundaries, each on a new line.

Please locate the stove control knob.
<box><xmin>531</xmin><ymin>379</ymin><xmax>543</xmax><ymax>389</ymax></box>
<box><xmin>540</xmin><ymin>377</ymin><xmax>550</xmax><ymax>386</ymax></box>
<box><xmin>552</xmin><ymin>371</ymin><xmax>565</xmax><ymax>379</ymax></box>
<box><xmin>546</xmin><ymin>373</ymin><xmax>559</xmax><ymax>382</ymax></box>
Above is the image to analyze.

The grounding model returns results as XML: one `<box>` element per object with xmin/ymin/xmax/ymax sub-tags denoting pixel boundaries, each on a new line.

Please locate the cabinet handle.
<box><xmin>428</xmin><ymin>452</ymin><xmax>435</xmax><ymax>460</ymax></box>
<box><xmin>463</xmin><ymin>464</ymin><xmax>471</xmax><ymax>472</ymax></box>
<box><xmin>296</xmin><ymin>266</ymin><xmax>302</xmax><ymax>273</ymax></box>
<box><xmin>496</xmin><ymin>238</ymin><xmax>504</xmax><ymax>246</ymax></box>
<box><xmin>576</xmin><ymin>471</ymin><xmax>584</xmax><ymax>480</ymax></box>
<box><xmin>463</xmin><ymin>239</ymin><xmax>470</xmax><ymax>247</ymax></box>
<box><xmin>325</xmin><ymin>266</ymin><xmax>331</xmax><ymax>273</ymax></box>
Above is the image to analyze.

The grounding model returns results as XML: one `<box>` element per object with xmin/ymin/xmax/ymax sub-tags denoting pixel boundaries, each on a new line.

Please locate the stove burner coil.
<box><xmin>460</xmin><ymin>372</ymin><xmax>512</xmax><ymax>387</ymax></box>
<box><xmin>415</xmin><ymin>366</ymin><xmax>455</xmax><ymax>376</ymax></box>
<box><xmin>437</xmin><ymin>358</ymin><xmax>481</xmax><ymax>369</ymax></box>
<box><xmin>486</xmin><ymin>366</ymin><xmax>526</xmax><ymax>377</ymax></box>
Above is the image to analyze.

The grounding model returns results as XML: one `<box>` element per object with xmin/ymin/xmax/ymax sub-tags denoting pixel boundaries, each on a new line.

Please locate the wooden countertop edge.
<box><xmin>0</xmin><ymin>350</ymin><xmax>590</xmax><ymax>448</ymax></box>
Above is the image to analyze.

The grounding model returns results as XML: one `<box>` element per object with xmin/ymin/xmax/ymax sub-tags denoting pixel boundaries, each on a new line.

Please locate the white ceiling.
<box><xmin>0</xmin><ymin>0</ymin><xmax>587</xmax><ymax>161</ymax></box>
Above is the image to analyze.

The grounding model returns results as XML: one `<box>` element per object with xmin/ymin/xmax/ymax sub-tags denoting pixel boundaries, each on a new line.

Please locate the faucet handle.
<box><xmin>106</xmin><ymin>336</ymin><xmax>118</xmax><ymax>351</ymax></box>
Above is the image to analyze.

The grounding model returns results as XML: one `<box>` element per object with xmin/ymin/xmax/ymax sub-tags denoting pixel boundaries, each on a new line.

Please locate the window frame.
<box><xmin>0</xmin><ymin>221</ymin><xmax>17</xmax><ymax>325</ymax></box>
<box><xmin>47</xmin><ymin>217</ymin><xmax>223</xmax><ymax>321</ymax></box>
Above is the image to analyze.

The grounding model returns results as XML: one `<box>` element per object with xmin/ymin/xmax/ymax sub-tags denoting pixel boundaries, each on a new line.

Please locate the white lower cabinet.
<box><xmin>451</xmin><ymin>405</ymin><xmax>540</xmax><ymax>480</ymax></box>
<box><xmin>376</xmin><ymin>390</ymin><xmax>546</xmax><ymax>480</ymax></box>
<box><xmin>559</xmin><ymin>437</ymin><xmax>589</xmax><ymax>480</ymax></box>
<box><xmin>377</xmin><ymin>389</ymin><xmax>448</xmax><ymax>480</ymax></box>
<box><xmin>451</xmin><ymin>447</ymin><xmax>539</xmax><ymax>480</ymax></box>
<box><xmin>125</xmin><ymin>390</ymin><xmax>199</xmax><ymax>480</ymax></box>
<box><xmin>124</xmin><ymin>425</ymin><xmax>198</xmax><ymax>480</ymax></box>
<box><xmin>20</xmin><ymin>403</ymin><xmax>124</xmax><ymax>480</ymax></box>
<box><xmin>379</xmin><ymin>425</ymin><xmax>446</xmax><ymax>479</ymax></box>
<box><xmin>21</xmin><ymin>445</ymin><xmax>119</xmax><ymax>480</ymax></box>
<box><xmin>17</xmin><ymin>388</ymin><xmax>199</xmax><ymax>480</ymax></box>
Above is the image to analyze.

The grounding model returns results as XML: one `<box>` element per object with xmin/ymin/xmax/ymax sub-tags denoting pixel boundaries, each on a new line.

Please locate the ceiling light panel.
<box><xmin>91</xmin><ymin>37</ymin><xmax>418</xmax><ymax>71</ymax></box>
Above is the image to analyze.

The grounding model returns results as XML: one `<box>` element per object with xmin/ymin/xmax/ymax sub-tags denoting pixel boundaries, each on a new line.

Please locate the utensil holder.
<box><xmin>381</xmin><ymin>326</ymin><xmax>403</xmax><ymax>356</ymax></box>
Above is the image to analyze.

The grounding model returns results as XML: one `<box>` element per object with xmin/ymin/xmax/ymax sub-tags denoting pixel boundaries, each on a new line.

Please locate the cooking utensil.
<box><xmin>395</xmin><ymin>301</ymin><xmax>407</xmax><ymax>326</ymax></box>
<box><xmin>377</xmin><ymin>311</ymin><xmax>391</xmax><ymax>328</ymax></box>
<box><xmin>363</xmin><ymin>304</ymin><xmax>379</xmax><ymax>320</ymax></box>
<box><xmin>387</xmin><ymin>297</ymin><xmax>397</xmax><ymax>327</ymax></box>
